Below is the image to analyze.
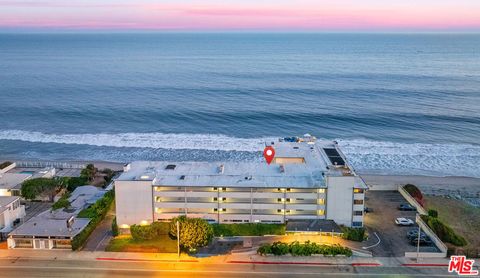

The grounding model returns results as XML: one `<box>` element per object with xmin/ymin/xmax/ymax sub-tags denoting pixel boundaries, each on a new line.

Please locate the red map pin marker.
<box><xmin>263</xmin><ymin>146</ymin><xmax>275</xmax><ymax>165</ymax></box>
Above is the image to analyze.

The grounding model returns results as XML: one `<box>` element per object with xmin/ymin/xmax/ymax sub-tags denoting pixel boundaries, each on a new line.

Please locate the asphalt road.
<box><xmin>0</xmin><ymin>258</ymin><xmax>457</xmax><ymax>278</ymax></box>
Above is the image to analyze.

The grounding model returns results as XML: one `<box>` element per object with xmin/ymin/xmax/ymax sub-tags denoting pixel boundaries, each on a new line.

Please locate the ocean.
<box><xmin>0</xmin><ymin>33</ymin><xmax>479</xmax><ymax>177</ymax></box>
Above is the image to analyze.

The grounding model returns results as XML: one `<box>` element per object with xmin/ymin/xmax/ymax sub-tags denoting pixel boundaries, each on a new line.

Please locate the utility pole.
<box><xmin>176</xmin><ymin>220</ymin><xmax>180</xmax><ymax>258</ymax></box>
<box><xmin>416</xmin><ymin>213</ymin><xmax>421</xmax><ymax>262</ymax></box>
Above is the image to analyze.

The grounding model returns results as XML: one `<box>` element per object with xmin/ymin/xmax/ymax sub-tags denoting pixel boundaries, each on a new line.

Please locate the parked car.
<box><xmin>398</xmin><ymin>204</ymin><xmax>416</xmax><ymax>211</ymax></box>
<box><xmin>407</xmin><ymin>229</ymin><xmax>427</xmax><ymax>240</ymax></box>
<box><xmin>409</xmin><ymin>236</ymin><xmax>433</xmax><ymax>246</ymax></box>
<box><xmin>395</xmin><ymin>217</ymin><xmax>414</xmax><ymax>226</ymax></box>
<box><xmin>364</xmin><ymin>207</ymin><xmax>373</xmax><ymax>213</ymax></box>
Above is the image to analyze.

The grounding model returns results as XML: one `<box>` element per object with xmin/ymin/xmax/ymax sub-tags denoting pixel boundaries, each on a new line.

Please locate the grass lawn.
<box><xmin>106</xmin><ymin>235</ymin><xmax>177</xmax><ymax>253</ymax></box>
<box><xmin>425</xmin><ymin>196</ymin><xmax>480</xmax><ymax>248</ymax></box>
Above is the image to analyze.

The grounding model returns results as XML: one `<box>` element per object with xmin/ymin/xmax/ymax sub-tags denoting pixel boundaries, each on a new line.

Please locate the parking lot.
<box><xmin>364</xmin><ymin>190</ymin><xmax>438</xmax><ymax>257</ymax></box>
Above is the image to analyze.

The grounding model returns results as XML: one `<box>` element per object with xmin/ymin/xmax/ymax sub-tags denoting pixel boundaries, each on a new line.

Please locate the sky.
<box><xmin>1</xmin><ymin>0</ymin><xmax>480</xmax><ymax>32</ymax></box>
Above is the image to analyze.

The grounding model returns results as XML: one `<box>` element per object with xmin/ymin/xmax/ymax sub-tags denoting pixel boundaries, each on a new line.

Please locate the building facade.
<box><xmin>115</xmin><ymin>137</ymin><xmax>367</xmax><ymax>229</ymax></box>
<box><xmin>0</xmin><ymin>196</ymin><xmax>26</xmax><ymax>240</ymax></box>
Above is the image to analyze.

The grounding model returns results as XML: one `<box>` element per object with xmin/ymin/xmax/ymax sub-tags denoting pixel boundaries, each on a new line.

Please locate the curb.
<box><xmin>227</xmin><ymin>260</ymin><xmax>381</xmax><ymax>267</ymax></box>
<box><xmin>401</xmin><ymin>263</ymin><xmax>448</xmax><ymax>267</ymax></box>
<box><xmin>96</xmin><ymin>257</ymin><xmax>198</xmax><ymax>263</ymax></box>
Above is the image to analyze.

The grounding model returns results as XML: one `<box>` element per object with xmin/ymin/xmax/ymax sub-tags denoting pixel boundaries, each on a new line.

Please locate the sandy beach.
<box><xmin>361</xmin><ymin>174</ymin><xmax>480</xmax><ymax>205</ymax></box>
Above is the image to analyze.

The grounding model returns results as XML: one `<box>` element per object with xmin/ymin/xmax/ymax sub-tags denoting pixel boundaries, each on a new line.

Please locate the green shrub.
<box><xmin>52</xmin><ymin>192</ymin><xmax>71</xmax><ymax>210</ymax></box>
<box><xmin>71</xmin><ymin>190</ymin><xmax>114</xmax><ymax>250</ymax></box>
<box><xmin>421</xmin><ymin>215</ymin><xmax>467</xmax><ymax>246</ymax></box>
<box><xmin>80</xmin><ymin>164</ymin><xmax>97</xmax><ymax>182</ymax></box>
<box><xmin>428</xmin><ymin>209</ymin><xmax>438</xmax><ymax>218</ymax></box>
<box><xmin>112</xmin><ymin>217</ymin><xmax>119</xmax><ymax>237</ymax></box>
<box><xmin>257</xmin><ymin>241</ymin><xmax>352</xmax><ymax>257</ymax></box>
<box><xmin>130</xmin><ymin>222</ymin><xmax>170</xmax><ymax>241</ymax></box>
<box><xmin>59</xmin><ymin>177</ymin><xmax>88</xmax><ymax>192</ymax></box>
<box><xmin>170</xmin><ymin>216</ymin><xmax>214</xmax><ymax>252</ymax></box>
<box><xmin>212</xmin><ymin>223</ymin><xmax>286</xmax><ymax>237</ymax></box>
<box><xmin>21</xmin><ymin>178</ymin><xmax>64</xmax><ymax>201</ymax></box>
<box><xmin>341</xmin><ymin>227</ymin><xmax>366</xmax><ymax>242</ymax></box>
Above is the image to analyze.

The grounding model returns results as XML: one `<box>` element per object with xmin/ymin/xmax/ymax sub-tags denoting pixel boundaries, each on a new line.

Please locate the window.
<box><xmin>352</xmin><ymin>221</ymin><xmax>363</xmax><ymax>227</ymax></box>
<box><xmin>354</xmin><ymin>211</ymin><xmax>363</xmax><ymax>216</ymax></box>
<box><xmin>318</xmin><ymin>188</ymin><xmax>325</xmax><ymax>193</ymax></box>
<box><xmin>286</xmin><ymin>188</ymin><xmax>291</xmax><ymax>192</ymax></box>
<box><xmin>179</xmin><ymin>175</ymin><xmax>185</xmax><ymax>180</ymax></box>
<box><xmin>353</xmin><ymin>200</ymin><xmax>364</xmax><ymax>205</ymax></box>
<box><xmin>318</xmin><ymin>210</ymin><xmax>325</xmax><ymax>215</ymax></box>
<box><xmin>318</xmin><ymin>199</ymin><xmax>325</xmax><ymax>205</ymax></box>
<box><xmin>213</xmin><ymin>208</ymin><xmax>218</xmax><ymax>212</ymax></box>
<box><xmin>155</xmin><ymin>197</ymin><xmax>161</xmax><ymax>202</ymax></box>
<box><xmin>354</xmin><ymin>188</ymin><xmax>364</xmax><ymax>193</ymax></box>
<box><xmin>277</xmin><ymin>198</ymin><xmax>282</xmax><ymax>202</ymax></box>
<box><xmin>213</xmin><ymin>197</ymin><xmax>218</xmax><ymax>201</ymax></box>
<box><xmin>213</xmin><ymin>187</ymin><xmax>218</xmax><ymax>191</ymax></box>
<box><xmin>222</xmin><ymin>187</ymin><xmax>227</xmax><ymax>191</ymax></box>
<box><xmin>286</xmin><ymin>198</ymin><xmax>291</xmax><ymax>202</ymax></box>
<box><xmin>165</xmin><ymin>164</ymin><xmax>176</xmax><ymax>170</ymax></box>
<box><xmin>277</xmin><ymin>209</ymin><xmax>283</xmax><ymax>213</ymax></box>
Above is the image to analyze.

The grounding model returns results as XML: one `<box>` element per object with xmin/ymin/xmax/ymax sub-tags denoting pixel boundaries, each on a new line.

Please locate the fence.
<box><xmin>14</xmin><ymin>161</ymin><xmax>86</xmax><ymax>169</ymax></box>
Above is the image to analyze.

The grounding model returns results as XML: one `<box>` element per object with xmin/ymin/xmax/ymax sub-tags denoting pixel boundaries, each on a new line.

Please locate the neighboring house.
<box><xmin>0</xmin><ymin>173</ymin><xmax>31</xmax><ymax>197</ymax></box>
<box><xmin>0</xmin><ymin>196</ymin><xmax>26</xmax><ymax>241</ymax></box>
<box><xmin>115</xmin><ymin>136</ymin><xmax>367</xmax><ymax>229</ymax></box>
<box><xmin>7</xmin><ymin>185</ymin><xmax>105</xmax><ymax>249</ymax></box>
<box><xmin>0</xmin><ymin>167</ymin><xmax>56</xmax><ymax>197</ymax></box>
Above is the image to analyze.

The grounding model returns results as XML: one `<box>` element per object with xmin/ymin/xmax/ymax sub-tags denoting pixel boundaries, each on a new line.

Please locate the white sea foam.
<box><xmin>0</xmin><ymin>130</ymin><xmax>479</xmax><ymax>178</ymax></box>
<box><xmin>0</xmin><ymin>130</ymin><xmax>272</xmax><ymax>152</ymax></box>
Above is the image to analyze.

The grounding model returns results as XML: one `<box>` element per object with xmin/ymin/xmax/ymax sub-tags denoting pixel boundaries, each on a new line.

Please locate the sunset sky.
<box><xmin>1</xmin><ymin>0</ymin><xmax>480</xmax><ymax>32</ymax></box>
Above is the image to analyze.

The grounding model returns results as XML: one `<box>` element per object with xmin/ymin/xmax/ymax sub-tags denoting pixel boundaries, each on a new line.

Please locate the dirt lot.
<box><xmin>364</xmin><ymin>191</ymin><xmax>438</xmax><ymax>257</ymax></box>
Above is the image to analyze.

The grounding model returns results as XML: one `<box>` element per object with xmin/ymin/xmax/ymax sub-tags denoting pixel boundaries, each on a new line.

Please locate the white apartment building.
<box><xmin>0</xmin><ymin>196</ymin><xmax>26</xmax><ymax>240</ymax></box>
<box><xmin>115</xmin><ymin>136</ymin><xmax>367</xmax><ymax>229</ymax></box>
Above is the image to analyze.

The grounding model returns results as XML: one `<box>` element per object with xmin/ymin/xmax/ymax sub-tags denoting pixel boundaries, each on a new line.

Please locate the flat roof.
<box><xmin>117</xmin><ymin>137</ymin><xmax>361</xmax><ymax>188</ymax></box>
<box><xmin>8</xmin><ymin>209</ymin><xmax>90</xmax><ymax>238</ymax></box>
<box><xmin>0</xmin><ymin>173</ymin><xmax>31</xmax><ymax>190</ymax></box>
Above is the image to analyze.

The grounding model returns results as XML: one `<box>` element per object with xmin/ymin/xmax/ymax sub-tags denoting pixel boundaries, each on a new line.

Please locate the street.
<box><xmin>0</xmin><ymin>257</ymin><xmax>458</xmax><ymax>277</ymax></box>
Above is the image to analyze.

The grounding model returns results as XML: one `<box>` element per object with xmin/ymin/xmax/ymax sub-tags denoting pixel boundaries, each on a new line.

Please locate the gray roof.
<box><xmin>117</xmin><ymin>138</ymin><xmax>361</xmax><ymax>188</ymax></box>
<box><xmin>0</xmin><ymin>173</ymin><xmax>31</xmax><ymax>190</ymax></box>
<box><xmin>8</xmin><ymin>210</ymin><xmax>90</xmax><ymax>238</ymax></box>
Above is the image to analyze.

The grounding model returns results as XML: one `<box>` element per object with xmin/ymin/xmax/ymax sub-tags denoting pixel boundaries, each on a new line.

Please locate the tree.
<box><xmin>80</xmin><ymin>163</ymin><xmax>97</xmax><ymax>182</ymax></box>
<box><xmin>21</xmin><ymin>178</ymin><xmax>64</xmax><ymax>201</ymax></box>
<box><xmin>169</xmin><ymin>216</ymin><xmax>213</xmax><ymax>252</ymax></box>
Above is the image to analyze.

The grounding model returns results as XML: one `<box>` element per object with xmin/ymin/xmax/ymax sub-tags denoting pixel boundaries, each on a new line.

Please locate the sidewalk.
<box><xmin>0</xmin><ymin>248</ymin><xmax>452</xmax><ymax>268</ymax></box>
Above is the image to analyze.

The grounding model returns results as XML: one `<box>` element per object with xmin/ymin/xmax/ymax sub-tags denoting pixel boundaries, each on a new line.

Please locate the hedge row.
<box><xmin>212</xmin><ymin>223</ymin><xmax>285</xmax><ymax>237</ymax></box>
<box><xmin>421</xmin><ymin>215</ymin><xmax>467</xmax><ymax>246</ymax></box>
<box><xmin>71</xmin><ymin>190</ymin><xmax>114</xmax><ymax>250</ymax></box>
<box><xmin>341</xmin><ymin>227</ymin><xmax>366</xmax><ymax>242</ymax></box>
<box><xmin>130</xmin><ymin>222</ymin><xmax>170</xmax><ymax>241</ymax></box>
<box><xmin>258</xmin><ymin>241</ymin><xmax>352</xmax><ymax>257</ymax></box>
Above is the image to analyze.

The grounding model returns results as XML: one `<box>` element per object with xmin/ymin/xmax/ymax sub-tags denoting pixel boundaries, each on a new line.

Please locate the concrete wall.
<box><xmin>115</xmin><ymin>180</ymin><xmax>154</xmax><ymax>227</ymax></box>
<box><xmin>326</xmin><ymin>176</ymin><xmax>355</xmax><ymax>227</ymax></box>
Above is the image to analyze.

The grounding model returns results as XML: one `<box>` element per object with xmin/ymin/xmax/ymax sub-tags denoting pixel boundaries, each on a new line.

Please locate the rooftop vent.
<box><xmin>165</xmin><ymin>164</ymin><xmax>176</xmax><ymax>170</ymax></box>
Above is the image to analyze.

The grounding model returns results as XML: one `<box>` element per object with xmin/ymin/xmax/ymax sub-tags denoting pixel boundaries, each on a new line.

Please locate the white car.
<box><xmin>395</xmin><ymin>217</ymin><xmax>414</xmax><ymax>226</ymax></box>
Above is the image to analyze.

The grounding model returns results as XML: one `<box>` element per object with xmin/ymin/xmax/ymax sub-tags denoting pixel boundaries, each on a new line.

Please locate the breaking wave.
<box><xmin>0</xmin><ymin>130</ymin><xmax>479</xmax><ymax>178</ymax></box>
